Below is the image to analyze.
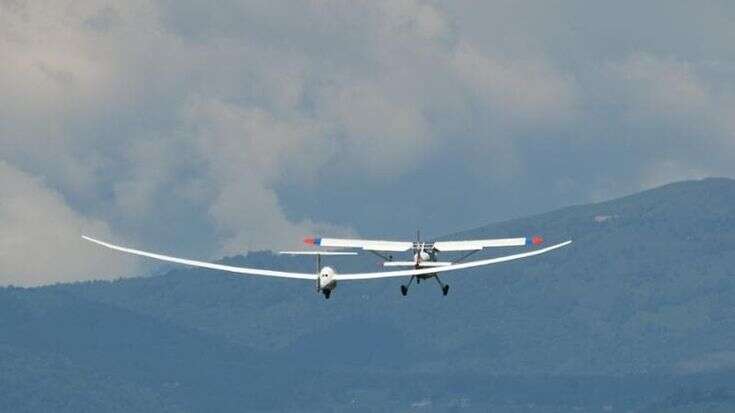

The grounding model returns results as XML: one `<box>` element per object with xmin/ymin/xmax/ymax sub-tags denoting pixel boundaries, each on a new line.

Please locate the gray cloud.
<box><xmin>0</xmin><ymin>162</ymin><xmax>138</xmax><ymax>286</ymax></box>
<box><xmin>1</xmin><ymin>0</ymin><xmax>734</xmax><ymax>285</ymax></box>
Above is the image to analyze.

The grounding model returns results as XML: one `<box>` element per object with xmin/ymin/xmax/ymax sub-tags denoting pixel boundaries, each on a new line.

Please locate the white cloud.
<box><xmin>606</xmin><ymin>52</ymin><xmax>735</xmax><ymax>188</ymax></box>
<box><xmin>316</xmin><ymin>82</ymin><xmax>433</xmax><ymax>177</ymax></box>
<box><xmin>452</xmin><ymin>41</ymin><xmax>578</xmax><ymax>123</ymax></box>
<box><xmin>181</xmin><ymin>97</ymin><xmax>351</xmax><ymax>252</ymax></box>
<box><xmin>183</xmin><ymin>98</ymin><xmax>329</xmax><ymax>185</ymax></box>
<box><xmin>0</xmin><ymin>162</ymin><xmax>138</xmax><ymax>286</ymax></box>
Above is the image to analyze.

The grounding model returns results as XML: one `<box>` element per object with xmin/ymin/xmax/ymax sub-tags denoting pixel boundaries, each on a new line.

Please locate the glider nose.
<box><xmin>319</xmin><ymin>266</ymin><xmax>336</xmax><ymax>288</ymax></box>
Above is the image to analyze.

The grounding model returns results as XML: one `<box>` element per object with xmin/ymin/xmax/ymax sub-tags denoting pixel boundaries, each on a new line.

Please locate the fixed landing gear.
<box><xmin>435</xmin><ymin>275</ymin><xmax>449</xmax><ymax>296</ymax></box>
<box><xmin>400</xmin><ymin>275</ymin><xmax>450</xmax><ymax>296</ymax></box>
<box><xmin>400</xmin><ymin>276</ymin><xmax>415</xmax><ymax>297</ymax></box>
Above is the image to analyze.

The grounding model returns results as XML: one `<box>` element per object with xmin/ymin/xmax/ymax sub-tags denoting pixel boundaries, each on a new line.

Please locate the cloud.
<box><xmin>378</xmin><ymin>0</ymin><xmax>450</xmax><ymax>41</ymax></box>
<box><xmin>181</xmin><ymin>97</ymin><xmax>353</xmax><ymax>253</ymax></box>
<box><xmin>2</xmin><ymin>0</ymin><xmax>735</xmax><ymax>285</ymax></box>
<box><xmin>315</xmin><ymin>81</ymin><xmax>433</xmax><ymax>177</ymax></box>
<box><xmin>610</xmin><ymin>52</ymin><xmax>709</xmax><ymax>115</ymax></box>
<box><xmin>603</xmin><ymin>52</ymin><xmax>735</xmax><ymax>188</ymax></box>
<box><xmin>0</xmin><ymin>162</ymin><xmax>138</xmax><ymax>286</ymax></box>
<box><xmin>452</xmin><ymin>41</ymin><xmax>578</xmax><ymax>123</ymax></box>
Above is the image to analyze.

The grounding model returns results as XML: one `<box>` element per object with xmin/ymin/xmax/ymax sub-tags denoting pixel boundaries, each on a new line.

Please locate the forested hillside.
<box><xmin>2</xmin><ymin>178</ymin><xmax>735</xmax><ymax>412</ymax></box>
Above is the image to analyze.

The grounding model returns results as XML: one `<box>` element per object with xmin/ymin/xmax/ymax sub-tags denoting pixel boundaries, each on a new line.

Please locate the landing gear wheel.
<box><xmin>400</xmin><ymin>285</ymin><xmax>408</xmax><ymax>296</ymax></box>
<box><xmin>442</xmin><ymin>285</ymin><xmax>450</xmax><ymax>296</ymax></box>
<box><xmin>323</xmin><ymin>289</ymin><xmax>331</xmax><ymax>299</ymax></box>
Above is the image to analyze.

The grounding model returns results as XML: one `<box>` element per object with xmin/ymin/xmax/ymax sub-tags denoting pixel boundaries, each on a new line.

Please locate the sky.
<box><xmin>1</xmin><ymin>0</ymin><xmax>735</xmax><ymax>286</ymax></box>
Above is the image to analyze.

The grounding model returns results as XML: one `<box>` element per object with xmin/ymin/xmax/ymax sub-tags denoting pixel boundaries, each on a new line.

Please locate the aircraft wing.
<box><xmin>82</xmin><ymin>236</ymin><xmax>316</xmax><ymax>280</ymax></box>
<box><xmin>432</xmin><ymin>236</ymin><xmax>542</xmax><ymax>252</ymax></box>
<box><xmin>83</xmin><ymin>236</ymin><xmax>571</xmax><ymax>282</ymax></box>
<box><xmin>304</xmin><ymin>237</ymin><xmax>413</xmax><ymax>252</ymax></box>
<box><xmin>334</xmin><ymin>240</ymin><xmax>572</xmax><ymax>280</ymax></box>
<box><xmin>306</xmin><ymin>236</ymin><xmax>546</xmax><ymax>252</ymax></box>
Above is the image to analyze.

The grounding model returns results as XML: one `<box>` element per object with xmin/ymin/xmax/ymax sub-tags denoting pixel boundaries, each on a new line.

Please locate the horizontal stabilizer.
<box><xmin>279</xmin><ymin>251</ymin><xmax>358</xmax><ymax>256</ymax></box>
<box><xmin>383</xmin><ymin>261</ymin><xmax>452</xmax><ymax>267</ymax></box>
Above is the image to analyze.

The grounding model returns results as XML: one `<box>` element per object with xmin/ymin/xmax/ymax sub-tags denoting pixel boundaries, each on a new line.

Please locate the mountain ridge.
<box><xmin>3</xmin><ymin>177</ymin><xmax>735</xmax><ymax>411</ymax></box>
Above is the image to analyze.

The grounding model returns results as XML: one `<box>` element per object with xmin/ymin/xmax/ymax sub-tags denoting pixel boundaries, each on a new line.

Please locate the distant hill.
<box><xmin>2</xmin><ymin>178</ymin><xmax>735</xmax><ymax>412</ymax></box>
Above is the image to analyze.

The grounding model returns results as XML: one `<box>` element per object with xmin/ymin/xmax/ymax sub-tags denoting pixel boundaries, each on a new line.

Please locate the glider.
<box><xmin>82</xmin><ymin>234</ymin><xmax>571</xmax><ymax>299</ymax></box>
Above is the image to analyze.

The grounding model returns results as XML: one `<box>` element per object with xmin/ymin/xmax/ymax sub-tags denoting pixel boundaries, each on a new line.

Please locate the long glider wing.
<box><xmin>82</xmin><ymin>236</ymin><xmax>316</xmax><ymax>280</ymax></box>
<box><xmin>83</xmin><ymin>236</ymin><xmax>571</xmax><ymax>282</ymax></box>
<box><xmin>304</xmin><ymin>237</ymin><xmax>413</xmax><ymax>252</ymax></box>
<box><xmin>334</xmin><ymin>240</ymin><xmax>572</xmax><ymax>280</ymax></box>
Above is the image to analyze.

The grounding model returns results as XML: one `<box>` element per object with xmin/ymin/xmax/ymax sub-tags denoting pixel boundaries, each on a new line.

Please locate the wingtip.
<box><xmin>82</xmin><ymin>235</ymin><xmax>106</xmax><ymax>246</ymax></box>
<box><xmin>303</xmin><ymin>237</ymin><xmax>321</xmax><ymax>246</ymax></box>
<box><xmin>554</xmin><ymin>240</ymin><xmax>573</xmax><ymax>249</ymax></box>
<box><xmin>531</xmin><ymin>235</ymin><xmax>544</xmax><ymax>246</ymax></box>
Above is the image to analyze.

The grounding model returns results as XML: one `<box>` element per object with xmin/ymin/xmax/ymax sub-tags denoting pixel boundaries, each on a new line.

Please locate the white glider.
<box><xmin>82</xmin><ymin>235</ymin><xmax>571</xmax><ymax>299</ymax></box>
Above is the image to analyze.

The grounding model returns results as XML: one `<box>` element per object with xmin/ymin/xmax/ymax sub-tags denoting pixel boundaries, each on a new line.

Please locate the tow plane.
<box><xmin>303</xmin><ymin>232</ymin><xmax>550</xmax><ymax>296</ymax></box>
<box><xmin>82</xmin><ymin>233</ymin><xmax>571</xmax><ymax>299</ymax></box>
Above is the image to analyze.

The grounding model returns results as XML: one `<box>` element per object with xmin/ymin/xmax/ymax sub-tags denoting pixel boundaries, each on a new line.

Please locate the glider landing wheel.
<box><xmin>442</xmin><ymin>284</ymin><xmax>450</xmax><ymax>296</ymax></box>
<box><xmin>400</xmin><ymin>285</ymin><xmax>408</xmax><ymax>296</ymax></box>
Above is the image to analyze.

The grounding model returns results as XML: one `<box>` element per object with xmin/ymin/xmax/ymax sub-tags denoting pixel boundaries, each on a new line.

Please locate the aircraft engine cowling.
<box><xmin>414</xmin><ymin>251</ymin><xmax>432</xmax><ymax>263</ymax></box>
